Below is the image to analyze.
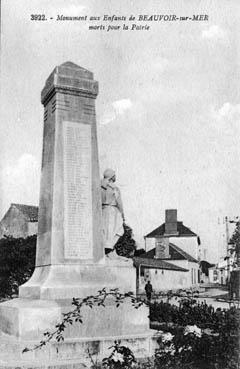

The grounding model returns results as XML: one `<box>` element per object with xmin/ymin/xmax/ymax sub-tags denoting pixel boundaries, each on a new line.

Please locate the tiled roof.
<box><xmin>169</xmin><ymin>243</ymin><xmax>198</xmax><ymax>263</ymax></box>
<box><xmin>144</xmin><ymin>248</ymin><xmax>155</xmax><ymax>259</ymax></box>
<box><xmin>11</xmin><ymin>203</ymin><xmax>38</xmax><ymax>222</ymax></box>
<box><xmin>145</xmin><ymin>221</ymin><xmax>197</xmax><ymax>238</ymax></box>
<box><xmin>133</xmin><ymin>256</ymin><xmax>188</xmax><ymax>272</ymax></box>
<box><xmin>143</xmin><ymin>243</ymin><xmax>198</xmax><ymax>263</ymax></box>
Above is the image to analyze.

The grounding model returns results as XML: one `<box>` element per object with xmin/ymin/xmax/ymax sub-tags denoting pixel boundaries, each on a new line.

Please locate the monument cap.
<box><xmin>56</xmin><ymin>61</ymin><xmax>94</xmax><ymax>80</ymax></box>
<box><xmin>41</xmin><ymin>61</ymin><xmax>98</xmax><ymax>105</ymax></box>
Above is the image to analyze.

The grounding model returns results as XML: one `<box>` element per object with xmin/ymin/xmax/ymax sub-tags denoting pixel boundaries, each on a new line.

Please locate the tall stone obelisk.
<box><xmin>37</xmin><ymin>62</ymin><xmax>103</xmax><ymax>264</ymax></box>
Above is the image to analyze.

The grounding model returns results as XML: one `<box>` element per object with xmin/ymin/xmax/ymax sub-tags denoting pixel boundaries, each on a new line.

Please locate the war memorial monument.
<box><xmin>0</xmin><ymin>62</ymin><xmax>157</xmax><ymax>368</ymax></box>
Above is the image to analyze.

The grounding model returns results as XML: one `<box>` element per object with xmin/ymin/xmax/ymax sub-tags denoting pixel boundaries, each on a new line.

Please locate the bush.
<box><xmin>150</xmin><ymin>298</ymin><xmax>240</xmax><ymax>332</ymax></box>
<box><xmin>102</xmin><ymin>341</ymin><xmax>136</xmax><ymax>369</ymax></box>
<box><xmin>0</xmin><ymin>235</ymin><xmax>36</xmax><ymax>298</ymax></box>
<box><xmin>150</xmin><ymin>299</ymin><xmax>240</xmax><ymax>369</ymax></box>
<box><xmin>154</xmin><ymin>324</ymin><xmax>239</xmax><ymax>369</ymax></box>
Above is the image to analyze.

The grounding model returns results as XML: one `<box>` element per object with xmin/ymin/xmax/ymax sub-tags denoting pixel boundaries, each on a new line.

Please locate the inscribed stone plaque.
<box><xmin>63</xmin><ymin>121</ymin><xmax>93</xmax><ymax>259</ymax></box>
<box><xmin>155</xmin><ymin>238</ymin><xmax>169</xmax><ymax>259</ymax></box>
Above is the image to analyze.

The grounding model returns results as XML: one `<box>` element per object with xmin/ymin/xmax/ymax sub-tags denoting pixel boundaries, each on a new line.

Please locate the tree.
<box><xmin>229</xmin><ymin>222</ymin><xmax>240</xmax><ymax>268</ymax></box>
<box><xmin>0</xmin><ymin>235</ymin><xmax>36</xmax><ymax>298</ymax></box>
<box><xmin>228</xmin><ymin>223</ymin><xmax>240</xmax><ymax>299</ymax></box>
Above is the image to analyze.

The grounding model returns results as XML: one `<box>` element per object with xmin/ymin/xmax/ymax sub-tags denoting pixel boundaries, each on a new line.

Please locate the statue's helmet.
<box><xmin>103</xmin><ymin>168</ymin><xmax>115</xmax><ymax>179</ymax></box>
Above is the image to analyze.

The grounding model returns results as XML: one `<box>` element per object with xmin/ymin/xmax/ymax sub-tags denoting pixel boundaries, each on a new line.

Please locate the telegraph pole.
<box><xmin>225</xmin><ymin>216</ymin><xmax>230</xmax><ymax>256</ymax></box>
<box><xmin>229</xmin><ymin>217</ymin><xmax>240</xmax><ymax>268</ymax></box>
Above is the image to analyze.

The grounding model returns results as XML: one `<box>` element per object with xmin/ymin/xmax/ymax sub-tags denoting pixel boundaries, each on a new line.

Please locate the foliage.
<box><xmin>133</xmin><ymin>249</ymin><xmax>146</xmax><ymax>257</ymax></box>
<box><xmin>154</xmin><ymin>323</ymin><xmax>239</xmax><ymax>369</ymax></box>
<box><xmin>151</xmin><ymin>297</ymin><xmax>240</xmax><ymax>369</ymax></box>
<box><xmin>150</xmin><ymin>294</ymin><xmax>239</xmax><ymax>331</ymax></box>
<box><xmin>0</xmin><ymin>235</ymin><xmax>36</xmax><ymax>298</ymax></box>
<box><xmin>102</xmin><ymin>341</ymin><xmax>136</xmax><ymax>369</ymax></box>
<box><xmin>229</xmin><ymin>221</ymin><xmax>240</xmax><ymax>268</ymax></box>
<box><xmin>115</xmin><ymin>224</ymin><xmax>136</xmax><ymax>258</ymax></box>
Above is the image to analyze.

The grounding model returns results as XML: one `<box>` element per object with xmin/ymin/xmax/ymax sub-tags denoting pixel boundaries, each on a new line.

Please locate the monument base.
<box><xmin>0</xmin><ymin>260</ymin><xmax>158</xmax><ymax>368</ymax></box>
<box><xmin>0</xmin><ymin>276</ymin><xmax>158</xmax><ymax>369</ymax></box>
<box><xmin>19</xmin><ymin>262</ymin><xmax>135</xmax><ymax>300</ymax></box>
<box><xmin>0</xmin><ymin>297</ymin><xmax>149</xmax><ymax>340</ymax></box>
<box><xmin>0</xmin><ymin>331</ymin><xmax>160</xmax><ymax>369</ymax></box>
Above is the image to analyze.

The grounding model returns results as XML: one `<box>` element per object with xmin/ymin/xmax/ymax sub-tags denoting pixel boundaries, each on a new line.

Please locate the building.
<box><xmin>137</xmin><ymin>209</ymin><xmax>200</xmax><ymax>292</ymax></box>
<box><xmin>144</xmin><ymin>209</ymin><xmax>200</xmax><ymax>260</ymax></box>
<box><xmin>0</xmin><ymin>203</ymin><xmax>38</xmax><ymax>239</ymax></box>
<box><xmin>144</xmin><ymin>242</ymin><xmax>199</xmax><ymax>286</ymax></box>
<box><xmin>208</xmin><ymin>265</ymin><xmax>218</xmax><ymax>284</ymax></box>
<box><xmin>199</xmin><ymin>260</ymin><xmax>215</xmax><ymax>284</ymax></box>
<box><xmin>133</xmin><ymin>256</ymin><xmax>189</xmax><ymax>294</ymax></box>
<box><xmin>134</xmin><ymin>242</ymin><xmax>199</xmax><ymax>293</ymax></box>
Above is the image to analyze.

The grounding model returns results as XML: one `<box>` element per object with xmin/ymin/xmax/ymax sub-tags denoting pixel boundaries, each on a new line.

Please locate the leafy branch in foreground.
<box><xmin>22</xmin><ymin>288</ymin><xmax>146</xmax><ymax>353</ymax></box>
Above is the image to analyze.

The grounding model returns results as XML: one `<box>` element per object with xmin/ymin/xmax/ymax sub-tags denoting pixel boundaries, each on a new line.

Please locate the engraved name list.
<box><xmin>63</xmin><ymin>121</ymin><xmax>93</xmax><ymax>259</ymax></box>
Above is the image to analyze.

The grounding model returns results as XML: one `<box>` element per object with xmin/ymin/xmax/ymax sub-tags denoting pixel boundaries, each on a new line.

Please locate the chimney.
<box><xmin>164</xmin><ymin>209</ymin><xmax>179</xmax><ymax>236</ymax></box>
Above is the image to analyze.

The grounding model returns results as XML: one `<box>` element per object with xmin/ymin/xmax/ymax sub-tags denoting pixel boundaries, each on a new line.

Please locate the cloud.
<box><xmin>202</xmin><ymin>25</ymin><xmax>226</xmax><ymax>41</ymax></box>
<box><xmin>1</xmin><ymin>154</ymin><xmax>40</xmax><ymax>215</ymax></box>
<box><xmin>209</xmin><ymin>102</ymin><xmax>240</xmax><ymax>147</ymax></box>
<box><xmin>211</xmin><ymin>102</ymin><xmax>240</xmax><ymax>123</ymax></box>
<box><xmin>100</xmin><ymin>98</ymin><xmax>133</xmax><ymax>125</ymax></box>
<box><xmin>112</xmin><ymin>99</ymin><xmax>133</xmax><ymax>115</ymax></box>
<box><xmin>100</xmin><ymin>110</ymin><xmax>116</xmax><ymax>126</ymax></box>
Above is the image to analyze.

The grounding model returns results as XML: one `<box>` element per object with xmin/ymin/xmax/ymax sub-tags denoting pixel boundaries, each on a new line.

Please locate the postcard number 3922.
<box><xmin>30</xmin><ymin>14</ymin><xmax>46</xmax><ymax>21</ymax></box>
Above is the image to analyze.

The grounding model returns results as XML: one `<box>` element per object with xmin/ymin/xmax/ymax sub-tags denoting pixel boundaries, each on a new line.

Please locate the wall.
<box><xmin>0</xmin><ymin>207</ymin><xmax>28</xmax><ymax>238</ymax></box>
<box><xmin>209</xmin><ymin>268</ymin><xmax>218</xmax><ymax>283</ymax></box>
<box><xmin>200</xmin><ymin>272</ymin><xmax>209</xmax><ymax>284</ymax></box>
<box><xmin>217</xmin><ymin>259</ymin><xmax>229</xmax><ymax>285</ymax></box>
<box><xmin>146</xmin><ymin>237</ymin><xmax>199</xmax><ymax>261</ymax></box>
<box><xmin>145</xmin><ymin>238</ymin><xmax>155</xmax><ymax>252</ymax></box>
<box><xmin>138</xmin><ymin>268</ymin><xmax>189</xmax><ymax>293</ymax></box>
<box><xmin>188</xmin><ymin>261</ymin><xmax>200</xmax><ymax>286</ymax></box>
<box><xmin>28</xmin><ymin>222</ymin><xmax>38</xmax><ymax>236</ymax></box>
<box><xmin>169</xmin><ymin>259</ymin><xmax>199</xmax><ymax>286</ymax></box>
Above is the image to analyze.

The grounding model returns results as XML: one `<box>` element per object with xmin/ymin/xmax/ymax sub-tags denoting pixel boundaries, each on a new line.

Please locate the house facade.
<box><xmin>0</xmin><ymin>204</ymin><xmax>38</xmax><ymax>239</ymax></box>
<box><xmin>139</xmin><ymin>209</ymin><xmax>200</xmax><ymax>292</ymax></box>
<box><xmin>133</xmin><ymin>256</ymin><xmax>189</xmax><ymax>294</ymax></box>
<box><xmin>145</xmin><ymin>209</ymin><xmax>200</xmax><ymax>260</ymax></box>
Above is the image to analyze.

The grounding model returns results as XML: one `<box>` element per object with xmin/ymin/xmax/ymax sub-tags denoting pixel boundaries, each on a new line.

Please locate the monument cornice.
<box><xmin>41</xmin><ymin>74</ymin><xmax>98</xmax><ymax>105</ymax></box>
<box><xmin>41</xmin><ymin>84</ymin><xmax>98</xmax><ymax>106</ymax></box>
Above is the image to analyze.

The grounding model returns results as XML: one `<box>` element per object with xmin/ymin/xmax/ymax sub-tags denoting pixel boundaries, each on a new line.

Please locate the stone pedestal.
<box><xmin>19</xmin><ymin>263</ymin><xmax>136</xmax><ymax>300</ymax></box>
<box><xmin>0</xmin><ymin>62</ymin><xmax>157</xmax><ymax>368</ymax></box>
<box><xmin>0</xmin><ymin>332</ymin><xmax>160</xmax><ymax>369</ymax></box>
<box><xmin>0</xmin><ymin>297</ymin><xmax>150</xmax><ymax>341</ymax></box>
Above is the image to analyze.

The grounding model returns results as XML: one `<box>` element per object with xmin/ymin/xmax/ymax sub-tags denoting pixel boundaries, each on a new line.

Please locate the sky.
<box><xmin>1</xmin><ymin>0</ymin><xmax>240</xmax><ymax>262</ymax></box>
